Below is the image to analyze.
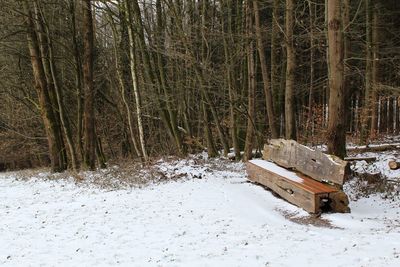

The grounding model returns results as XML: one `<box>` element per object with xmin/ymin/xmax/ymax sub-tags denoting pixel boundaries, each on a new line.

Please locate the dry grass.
<box><xmin>5</xmin><ymin>155</ymin><xmax>239</xmax><ymax>191</ymax></box>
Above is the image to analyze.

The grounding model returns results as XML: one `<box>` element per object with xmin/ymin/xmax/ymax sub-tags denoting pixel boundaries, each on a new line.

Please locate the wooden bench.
<box><xmin>246</xmin><ymin>139</ymin><xmax>350</xmax><ymax>213</ymax></box>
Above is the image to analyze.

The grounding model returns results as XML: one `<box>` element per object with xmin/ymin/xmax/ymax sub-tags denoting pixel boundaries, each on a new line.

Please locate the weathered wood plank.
<box><xmin>263</xmin><ymin>139</ymin><xmax>348</xmax><ymax>185</ymax></box>
<box><xmin>247</xmin><ymin>160</ymin><xmax>350</xmax><ymax>213</ymax></box>
<box><xmin>247</xmin><ymin>161</ymin><xmax>319</xmax><ymax>213</ymax></box>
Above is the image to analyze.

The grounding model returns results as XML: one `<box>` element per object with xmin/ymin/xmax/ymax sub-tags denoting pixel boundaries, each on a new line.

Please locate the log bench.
<box><xmin>246</xmin><ymin>139</ymin><xmax>350</xmax><ymax>214</ymax></box>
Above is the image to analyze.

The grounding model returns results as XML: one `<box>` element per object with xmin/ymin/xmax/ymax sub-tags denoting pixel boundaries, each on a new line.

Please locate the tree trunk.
<box><xmin>285</xmin><ymin>0</ymin><xmax>296</xmax><ymax>140</ymax></box>
<box><xmin>253</xmin><ymin>0</ymin><xmax>278</xmax><ymax>139</ymax></box>
<box><xmin>271</xmin><ymin>0</ymin><xmax>282</xmax><ymax>136</ymax></box>
<box><xmin>23</xmin><ymin>1</ymin><xmax>66</xmax><ymax>172</ymax></box>
<box><xmin>327</xmin><ymin>0</ymin><xmax>346</xmax><ymax>159</ymax></box>
<box><xmin>106</xmin><ymin>5</ymin><xmax>142</xmax><ymax>159</ymax></box>
<box><xmin>361</xmin><ymin>0</ymin><xmax>374</xmax><ymax>141</ymax></box>
<box><xmin>124</xmin><ymin>0</ymin><xmax>148</xmax><ymax>162</ymax></box>
<box><xmin>223</xmin><ymin>0</ymin><xmax>240</xmax><ymax>160</ymax></box>
<box><xmin>342</xmin><ymin>0</ymin><xmax>352</xmax><ymax>133</ymax></box>
<box><xmin>199</xmin><ymin>0</ymin><xmax>230</xmax><ymax>156</ymax></box>
<box><xmin>202</xmin><ymin>97</ymin><xmax>218</xmax><ymax>158</ymax></box>
<box><xmin>82</xmin><ymin>0</ymin><xmax>96</xmax><ymax>170</ymax></box>
<box><xmin>155</xmin><ymin>0</ymin><xmax>186</xmax><ymax>155</ymax></box>
<box><xmin>33</xmin><ymin>1</ymin><xmax>68</xmax><ymax>169</ymax></box>
<box><xmin>69</xmin><ymin>0</ymin><xmax>84</xmax><ymax>159</ymax></box>
<box><xmin>371</xmin><ymin>3</ymin><xmax>380</xmax><ymax>135</ymax></box>
<box><xmin>35</xmin><ymin>1</ymin><xmax>78</xmax><ymax>170</ymax></box>
<box><xmin>379</xmin><ymin>96</ymin><xmax>388</xmax><ymax>133</ymax></box>
<box><xmin>306</xmin><ymin>0</ymin><xmax>315</xmax><ymax>139</ymax></box>
<box><xmin>396</xmin><ymin>98</ymin><xmax>400</xmax><ymax>134</ymax></box>
<box><xmin>244</xmin><ymin>1</ymin><xmax>256</xmax><ymax>161</ymax></box>
<box><xmin>388</xmin><ymin>97</ymin><xmax>394</xmax><ymax>134</ymax></box>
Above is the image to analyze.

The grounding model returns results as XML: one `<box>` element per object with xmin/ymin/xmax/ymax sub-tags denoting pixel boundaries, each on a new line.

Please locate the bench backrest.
<box><xmin>263</xmin><ymin>139</ymin><xmax>349</xmax><ymax>186</ymax></box>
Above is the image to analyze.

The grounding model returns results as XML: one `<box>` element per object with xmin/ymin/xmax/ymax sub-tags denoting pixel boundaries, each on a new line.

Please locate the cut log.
<box><xmin>344</xmin><ymin>156</ymin><xmax>376</xmax><ymax>163</ymax></box>
<box><xmin>347</xmin><ymin>143</ymin><xmax>400</xmax><ymax>153</ymax></box>
<box><xmin>247</xmin><ymin>160</ymin><xmax>350</xmax><ymax>213</ymax></box>
<box><xmin>263</xmin><ymin>139</ymin><xmax>349</xmax><ymax>186</ymax></box>
<box><xmin>329</xmin><ymin>191</ymin><xmax>350</xmax><ymax>213</ymax></box>
<box><xmin>388</xmin><ymin>160</ymin><xmax>400</xmax><ymax>170</ymax></box>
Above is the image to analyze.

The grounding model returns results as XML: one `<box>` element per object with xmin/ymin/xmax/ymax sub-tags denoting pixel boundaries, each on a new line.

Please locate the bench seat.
<box><xmin>247</xmin><ymin>159</ymin><xmax>348</xmax><ymax>213</ymax></box>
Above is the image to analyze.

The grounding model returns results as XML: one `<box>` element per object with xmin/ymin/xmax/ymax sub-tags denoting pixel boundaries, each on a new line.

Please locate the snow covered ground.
<box><xmin>1</xmin><ymin>156</ymin><xmax>400</xmax><ymax>267</ymax></box>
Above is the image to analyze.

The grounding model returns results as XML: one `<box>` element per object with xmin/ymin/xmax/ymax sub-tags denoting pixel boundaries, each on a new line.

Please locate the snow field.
<box><xmin>1</xmin><ymin>158</ymin><xmax>399</xmax><ymax>266</ymax></box>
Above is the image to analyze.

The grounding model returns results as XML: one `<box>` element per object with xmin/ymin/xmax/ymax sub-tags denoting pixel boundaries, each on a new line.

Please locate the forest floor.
<box><xmin>1</xmin><ymin>150</ymin><xmax>400</xmax><ymax>266</ymax></box>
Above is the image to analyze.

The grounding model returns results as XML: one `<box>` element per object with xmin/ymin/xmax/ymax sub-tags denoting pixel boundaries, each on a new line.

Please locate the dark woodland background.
<box><xmin>0</xmin><ymin>0</ymin><xmax>399</xmax><ymax>171</ymax></box>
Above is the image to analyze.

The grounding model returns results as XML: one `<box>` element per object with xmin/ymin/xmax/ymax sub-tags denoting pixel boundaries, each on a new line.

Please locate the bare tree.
<box><xmin>23</xmin><ymin>1</ymin><xmax>67</xmax><ymax>172</ymax></box>
<box><xmin>327</xmin><ymin>0</ymin><xmax>346</xmax><ymax>158</ymax></box>
<box><xmin>285</xmin><ymin>0</ymin><xmax>296</xmax><ymax>140</ymax></box>
<box><xmin>82</xmin><ymin>0</ymin><xmax>96</xmax><ymax>169</ymax></box>
<box><xmin>253</xmin><ymin>0</ymin><xmax>278</xmax><ymax>139</ymax></box>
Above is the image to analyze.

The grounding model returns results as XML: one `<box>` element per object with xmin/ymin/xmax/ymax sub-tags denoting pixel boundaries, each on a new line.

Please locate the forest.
<box><xmin>1</xmin><ymin>1</ymin><xmax>400</xmax><ymax>265</ymax></box>
<box><xmin>0</xmin><ymin>0</ymin><xmax>400</xmax><ymax>171</ymax></box>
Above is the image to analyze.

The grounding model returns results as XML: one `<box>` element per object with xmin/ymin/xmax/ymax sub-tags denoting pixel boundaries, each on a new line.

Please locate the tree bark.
<box><xmin>223</xmin><ymin>0</ymin><xmax>240</xmax><ymax>160</ymax></box>
<box><xmin>253</xmin><ymin>0</ymin><xmax>278</xmax><ymax>139</ymax></box>
<box><xmin>69</xmin><ymin>0</ymin><xmax>84</xmax><ymax>159</ymax></box>
<box><xmin>285</xmin><ymin>0</ymin><xmax>296</xmax><ymax>140</ymax></box>
<box><xmin>388</xmin><ymin>97</ymin><xmax>394</xmax><ymax>134</ymax></box>
<box><xmin>33</xmin><ymin>1</ymin><xmax>68</xmax><ymax>169</ymax></box>
<box><xmin>106</xmin><ymin>4</ymin><xmax>142</xmax><ymax>159</ymax></box>
<box><xmin>124</xmin><ymin>0</ymin><xmax>148</xmax><ymax>162</ymax></box>
<box><xmin>82</xmin><ymin>0</ymin><xmax>96</xmax><ymax>169</ymax></box>
<box><xmin>342</xmin><ymin>0</ymin><xmax>352</xmax><ymax>133</ymax></box>
<box><xmin>306</xmin><ymin>0</ymin><xmax>315</xmax><ymax>138</ymax></box>
<box><xmin>155</xmin><ymin>0</ymin><xmax>186</xmax><ymax>155</ymax></box>
<box><xmin>371</xmin><ymin>3</ymin><xmax>380</xmax><ymax>135</ymax></box>
<box><xmin>327</xmin><ymin>0</ymin><xmax>346</xmax><ymax>159</ymax></box>
<box><xmin>23</xmin><ymin>1</ymin><xmax>66</xmax><ymax>172</ymax></box>
<box><xmin>271</xmin><ymin>0</ymin><xmax>282</xmax><ymax>136</ymax></box>
<box><xmin>35</xmin><ymin>1</ymin><xmax>78</xmax><ymax>170</ymax></box>
<box><xmin>244</xmin><ymin>1</ymin><xmax>256</xmax><ymax>161</ymax></box>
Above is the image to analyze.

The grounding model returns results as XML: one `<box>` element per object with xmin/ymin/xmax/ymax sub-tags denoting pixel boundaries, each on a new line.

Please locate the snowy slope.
<box><xmin>1</xmin><ymin>158</ymin><xmax>399</xmax><ymax>267</ymax></box>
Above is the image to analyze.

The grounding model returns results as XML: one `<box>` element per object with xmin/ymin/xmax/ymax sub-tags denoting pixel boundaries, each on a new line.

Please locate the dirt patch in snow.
<box><xmin>276</xmin><ymin>209</ymin><xmax>341</xmax><ymax>229</ymax></box>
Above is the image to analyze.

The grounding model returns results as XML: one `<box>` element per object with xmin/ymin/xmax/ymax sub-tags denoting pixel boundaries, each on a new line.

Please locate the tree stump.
<box><xmin>388</xmin><ymin>160</ymin><xmax>400</xmax><ymax>170</ymax></box>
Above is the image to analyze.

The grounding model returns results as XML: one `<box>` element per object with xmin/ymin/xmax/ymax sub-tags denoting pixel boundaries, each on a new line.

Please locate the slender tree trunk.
<box><xmin>244</xmin><ymin>1</ymin><xmax>256</xmax><ymax>161</ymax></box>
<box><xmin>155</xmin><ymin>0</ymin><xmax>185</xmax><ymax>155</ymax></box>
<box><xmin>36</xmin><ymin>2</ymin><xmax>78</xmax><ymax>170</ymax></box>
<box><xmin>33</xmin><ymin>1</ymin><xmax>68</xmax><ymax>169</ymax></box>
<box><xmin>70</xmin><ymin>0</ymin><xmax>84</xmax><ymax>159</ymax></box>
<box><xmin>223</xmin><ymin>0</ymin><xmax>240</xmax><ymax>160</ymax></box>
<box><xmin>361</xmin><ymin>0</ymin><xmax>373</xmax><ymax>141</ymax></box>
<box><xmin>370</xmin><ymin>4</ymin><xmax>379</xmax><ymax>135</ymax></box>
<box><xmin>253</xmin><ymin>0</ymin><xmax>278</xmax><ymax>139</ymax></box>
<box><xmin>199</xmin><ymin>0</ymin><xmax>230</xmax><ymax>156</ymax></box>
<box><xmin>285</xmin><ymin>0</ymin><xmax>296</xmax><ymax>140</ymax></box>
<box><xmin>343</xmin><ymin>0</ymin><xmax>352</xmax><ymax>133</ymax></box>
<box><xmin>327</xmin><ymin>0</ymin><xmax>346</xmax><ymax>158</ymax></box>
<box><xmin>95</xmin><ymin>136</ymin><xmax>106</xmax><ymax>169</ymax></box>
<box><xmin>395</xmin><ymin>97</ymin><xmax>400</xmax><ymax>134</ymax></box>
<box><xmin>379</xmin><ymin>96</ymin><xmax>388</xmax><ymax>133</ymax></box>
<box><xmin>202</xmin><ymin>97</ymin><xmax>218</xmax><ymax>158</ymax></box>
<box><xmin>82</xmin><ymin>0</ymin><xmax>96</xmax><ymax>169</ymax></box>
<box><xmin>388</xmin><ymin>97</ymin><xmax>394</xmax><ymax>134</ymax></box>
<box><xmin>23</xmin><ymin>1</ymin><xmax>65</xmax><ymax>172</ymax></box>
<box><xmin>271</xmin><ymin>0</ymin><xmax>282</xmax><ymax>136</ymax></box>
<box><xmin>106</xmin><ymin>6</ymin><xmax>142</xmax><ymax>159</ymax></box>
<box><xmin>306</xmin><ymin>0</ymin><xmax>315</xmax><ymax>139</ymax></box>
<box><xmin>124</xmin><ymin>0</ymin><xmax>148</xmax><ymax>162</ymax></box>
